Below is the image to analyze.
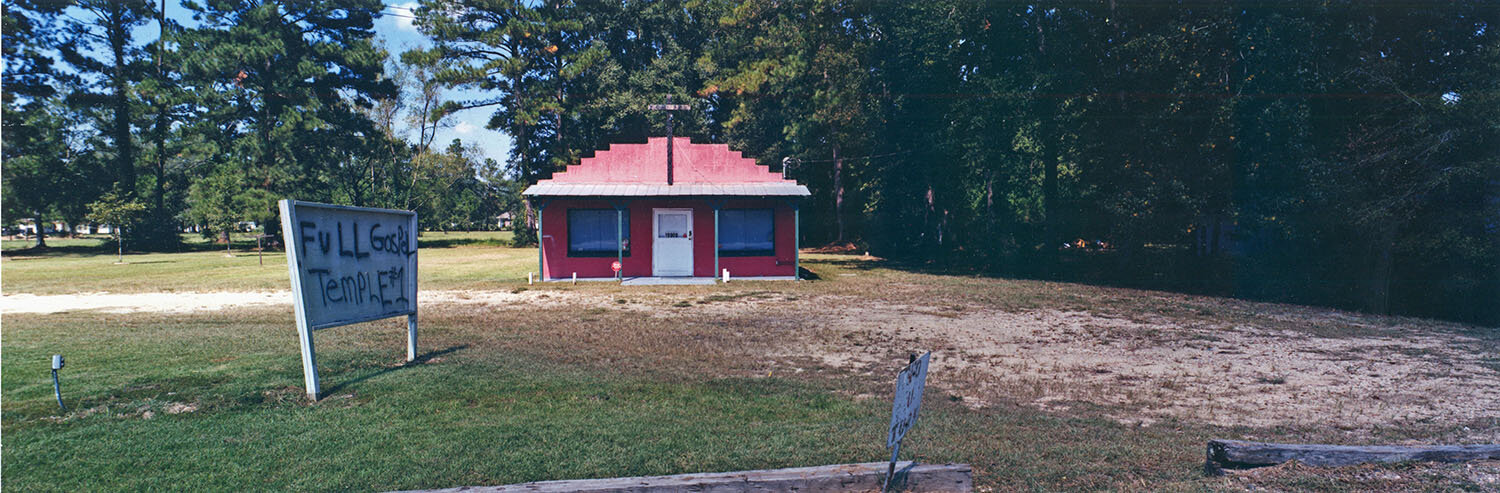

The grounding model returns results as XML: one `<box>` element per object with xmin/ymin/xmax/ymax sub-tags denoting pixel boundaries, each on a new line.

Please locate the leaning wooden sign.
<box><xmin>884</xmin><ymin>351</ymin><xmax>931</xmax><ymax>491</ymax></box>
<box><xmin>279</xmin><ymin>199</ymin><xmax>418</xmax><ymax>400</ymax></box>
<box><xmin>888</xmin><ymin>351</ymin><xmax>930</xmax><ymax>449</ymax></box>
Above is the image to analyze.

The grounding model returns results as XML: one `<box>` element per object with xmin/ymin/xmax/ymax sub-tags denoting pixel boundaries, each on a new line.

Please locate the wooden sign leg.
<box><xmin>297</xmin><ymin>322</ymin><xmax>320</xmax><ymax>400</ymax></box>
<box><xmin>406</xmin><ymin>313</ymin><xmax>418</xmax><ymax>362</ymax></box>
<box><xmin>883</xmin><ymin>441</ymin><xmax>901</xmax><ymax>492</ymax></box>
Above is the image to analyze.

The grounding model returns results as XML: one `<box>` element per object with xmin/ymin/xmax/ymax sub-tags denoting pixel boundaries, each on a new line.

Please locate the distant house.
<box><xmin>496</xmin><ymin>212</ymin><xmax>513</xmax><ymax>230</ymax></box>
<box><xmin>522</xmin><ymin>137</ymin><xmax>810</xmax><ymax>280</ymax></box>
<box><xmin>12</xmin><ymin>219</ymin><xmax>69</xmax><ymax>236</ymax></box>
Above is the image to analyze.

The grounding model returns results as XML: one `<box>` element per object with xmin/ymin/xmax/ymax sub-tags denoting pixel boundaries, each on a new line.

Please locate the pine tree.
<box><xmin>174</xmin><ymin>0</ymin><xmax>395</xmax><ymax>238</ymax></box>
<box><xmin>60</xmin><ymin>0</ymin><xmax>153</xmax><ymax>199</ymax></box>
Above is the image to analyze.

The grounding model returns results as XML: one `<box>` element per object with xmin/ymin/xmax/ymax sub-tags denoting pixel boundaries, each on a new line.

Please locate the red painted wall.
<box><xmin>541</xmin><ymin>198</ymin><xmax>797</xmax><ymax>279</ymax></box>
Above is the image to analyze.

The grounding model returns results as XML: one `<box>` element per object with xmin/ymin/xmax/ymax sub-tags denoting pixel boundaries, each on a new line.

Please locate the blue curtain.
<box><xmin>568</xmin><ymin>209</ymin><xmax>628</xmax><ymax>255</ymax></box>
<box><xmin>720</xmin><ymin>209</ymin><xmax>774</xmax><ymax>255</ymax></box>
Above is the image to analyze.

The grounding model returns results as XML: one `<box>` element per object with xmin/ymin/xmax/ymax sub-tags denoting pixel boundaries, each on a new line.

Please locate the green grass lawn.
<box><xmin>1</xmin><ymin>231</ymin><xmax>524</xmax><ymax>295</ymax></box>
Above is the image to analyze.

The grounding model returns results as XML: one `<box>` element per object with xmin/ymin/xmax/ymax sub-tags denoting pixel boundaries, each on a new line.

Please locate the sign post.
<box><xmin>884</xmin><ymin>351</ymin><xmax>931</xmax><ymax>491</ymax></box>
<box><xmin>279</xmin><ymin>199</ymin><xmax>419</xmax><ymax>400</ymax></box>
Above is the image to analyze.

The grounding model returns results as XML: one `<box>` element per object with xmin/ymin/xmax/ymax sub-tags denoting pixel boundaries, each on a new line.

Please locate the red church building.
<box><xmin>523</xmin><ymin>137</ymin><xmax>810</xmax><ymax>281</ymax></box>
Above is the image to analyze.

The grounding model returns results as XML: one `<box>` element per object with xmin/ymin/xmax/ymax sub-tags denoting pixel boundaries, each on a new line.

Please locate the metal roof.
<box><xmin>523</xmin><ymin>182</ymin><xmax>811</xmax><ymax>197</ymax></box>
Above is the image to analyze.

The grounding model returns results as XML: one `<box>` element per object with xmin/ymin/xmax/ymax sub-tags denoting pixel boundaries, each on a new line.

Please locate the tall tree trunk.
<box><xmin>109</xmin><ymin>4</ymin><xmax>135</xmax><ymax>199</ymax></box>
<box><xmin>151</xmin><ymin>0</ymin><xmax>166</xmax><ymax>216</ymax></box>
<box><xmin>1043</xmin><ymin>139</ymin><xmax>1058</xmax><ymax>251</ymax></box>
<box><xmin>510</xmin><ymin>41</ymin><xmax>537</xmax><ymax>237</ymax></box>
<box><xmin>985</xmin><ymin>171</ymin><xmax>995</xmax><ymax>218</ymax></box>
<box><xmin>924</xmin><ymin>184</ymin><xmax>936</xmax><ymax>247</ymax></box>
<box><xmin>1362</xmin><ymin>223</ymin><xmax>1397</xmax><ymax>314</ymax></box>
<box><xmin>153</xmin><ymin>110</ymin><xmax>166</xmax><ymax>209</ymax></box>
<box><xmin>258</xmin><ymin>53</ymin><xmax>284</xmax><ymax>241</ymax></box>
<box><xmin>33</xmin><ymin>214</ymin><xmax>47</xmax><ymax>248</ymax></box>
<box><xmin>1035</xmin><ymin>11</ymin><xmax>1059</xmax><ymax>277</ymax></box>
<box><xmin>832</xmin><ymin>139</ymin><xmax>845</xmax><ymax>243</ymax></box>
<box><xmin>554</xmin><ymin>38</ymin><xmax>566</xmax><ymax>169</ymax></box>
<box><xmin>522</xmin><ymin>199</ymin><xmax>535</xmax><ymax>236</ymax></box>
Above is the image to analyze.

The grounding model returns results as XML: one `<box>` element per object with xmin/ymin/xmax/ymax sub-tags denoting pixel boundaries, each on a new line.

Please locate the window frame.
<box><xmin>717</xmin><ymin>208</ymin><xmax>776</xmax><ymax>257</ymax></box>
<box><xmin>567</xmin><ymin>208</ymin><xmax>631</xmax><ymax>258</ymax></box>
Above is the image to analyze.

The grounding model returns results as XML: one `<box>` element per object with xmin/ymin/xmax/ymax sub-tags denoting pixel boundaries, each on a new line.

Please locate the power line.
<box><xmin>794</xmin><ymin>149</ymin><xmax>919</xmax><ymax>164</ymax></box>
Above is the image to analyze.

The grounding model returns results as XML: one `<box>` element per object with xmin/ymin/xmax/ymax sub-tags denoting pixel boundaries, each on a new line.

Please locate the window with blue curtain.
<box><xmin>568</xmin><ymin>209</ymin><xmax>629</xmax><ymax>257</ymax></box>
<box><xmin>719</xmin><ymin>209</ymin><xmax>774</xmax><ymax>256</ymax></box>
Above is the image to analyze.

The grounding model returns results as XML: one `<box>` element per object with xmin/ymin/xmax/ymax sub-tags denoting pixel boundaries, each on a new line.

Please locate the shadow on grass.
<box><xmin>320</xmin><ymin>344</ymin><xmax>469</xmax><ymax>396</ymax></box>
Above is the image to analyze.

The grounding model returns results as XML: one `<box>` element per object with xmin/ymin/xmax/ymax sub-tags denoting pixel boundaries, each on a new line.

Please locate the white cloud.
<box><xmin>454</xmin><ymin>121</ymin><xmax>478</xmax><ymax>135</ymax></box>
<box><xmin>386</xmin><ymin>2</ymin><xmax>419</xmax><ymax>32</ymax></box>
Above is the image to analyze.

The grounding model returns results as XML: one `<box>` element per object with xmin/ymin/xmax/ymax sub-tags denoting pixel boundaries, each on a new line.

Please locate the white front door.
<box><xmin>652</xmin><ymin>208</ymin><xmax>694</xmax><ymax>277</ymax></box>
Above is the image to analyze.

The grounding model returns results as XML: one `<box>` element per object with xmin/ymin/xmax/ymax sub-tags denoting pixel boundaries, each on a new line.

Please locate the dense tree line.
<box><xmin>2</xmin><ymin>0</ymin><xmax>515</xmax><ymax>250</ymax></box>
<box><xmin>4</xmin><ymin>1</ymin><xmax>1496</xmax><ymax>323</ymax></box>
<box><xmin>407</xmin><ymin>1</ymin><xmax>1495</xmax><ymax>323</ymax></box>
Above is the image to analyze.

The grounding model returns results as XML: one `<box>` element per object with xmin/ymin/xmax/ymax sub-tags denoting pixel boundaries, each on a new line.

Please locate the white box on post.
<box><xmin>279</xmin><ymin>199</ymin><xmax>419</xmax><ymax>400</ymax></box>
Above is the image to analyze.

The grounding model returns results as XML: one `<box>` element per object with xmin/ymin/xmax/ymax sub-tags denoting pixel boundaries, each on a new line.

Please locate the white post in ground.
<box><xmin>572</xmin><ymin>272</ymin><xmax>577</xmax><ymax>284</ymax></box>
<box><xmin>723</xmin><ymin>269</ymin><xmax>730</xmax><ymax>283</ymax></box>
<box><xmin>296</xmin><ymin>317</ymin><xmax>320</xmax><ymax>399</ymax></box>
<box><xmin>528</xmin><ymin>272</ymin><xmax>534</xmax><ymax>285</ymax></box>
<box><xmin>280</xmin><ymin>200</ymin><xmax>321</xmax><ymax>400</ymax></box>
<box><xmin>406</xmin><ymin>313</ymin><xmax>418</xmax><ymax>362</ymax></box>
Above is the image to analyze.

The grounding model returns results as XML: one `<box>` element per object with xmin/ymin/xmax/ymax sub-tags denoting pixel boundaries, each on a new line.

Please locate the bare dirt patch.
<box><xmin>165</xmin><ymin>402</ymin><xmax>198</xmax><ymax>414</ymax></box>
<box><xmin>781</xmin><ymin>298</ymin><xmax>1499</xmax><ymax>437</ymax></box>
<box><xmin>493</xmin><ymin>283</ymin><xmax>1500</xmax><ymax>439</ymax></box>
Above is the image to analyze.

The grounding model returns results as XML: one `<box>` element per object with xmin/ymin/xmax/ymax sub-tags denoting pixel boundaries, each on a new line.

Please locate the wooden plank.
<box><xmin>391</xmin><ymin>461</ymin><xmax>971</xmax><ymax>493</ymax></box>
<box><xmin>1205</xmin><ymin>439</ymin><xmax>1500</xmax><ymax>475</ymax></box>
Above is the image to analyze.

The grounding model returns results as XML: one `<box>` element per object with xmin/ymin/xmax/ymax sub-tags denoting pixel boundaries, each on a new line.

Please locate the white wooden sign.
<box><xmin>888</xmin><ymin>351</ymin><xmax>931</xmax><ymax>449</ymax></box>
<box><xmin>279</xmin><ymin>199</ymin><xmax>419</xmax><ymax>399</ymax></box>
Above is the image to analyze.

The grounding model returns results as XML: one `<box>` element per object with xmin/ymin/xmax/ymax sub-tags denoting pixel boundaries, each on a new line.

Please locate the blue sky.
<box><xmin>116</xmin><ymin>1</ymin><xmax>513</xmax><ymax>165</ymax></box>
<box><xmin>375</xmin><ymin>2</ymin><xmax>513</xmax><ymax>164</ymax></box>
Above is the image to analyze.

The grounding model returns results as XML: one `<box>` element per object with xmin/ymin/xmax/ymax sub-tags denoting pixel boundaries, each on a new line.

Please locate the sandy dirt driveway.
<box><xmin>0</xmin><ymin>290</ymin><xmax>593</xmax><ymax>314</ymax></box>
<box><xmin>5</xmin><ymin>288</ymin><xmax>1496</xmax><ymax>441</ymax></box>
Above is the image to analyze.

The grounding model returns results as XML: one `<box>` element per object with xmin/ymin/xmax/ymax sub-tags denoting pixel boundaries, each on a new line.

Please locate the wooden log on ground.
<box><xmin>391</xmin><ymin>461</ymin><xmax>972</xmax><ymax>492</ymax></box>
<box><xmin>1205</xmin><ymin>439</ymin><xmax>1500</xmax><ymax>475</ymax></box>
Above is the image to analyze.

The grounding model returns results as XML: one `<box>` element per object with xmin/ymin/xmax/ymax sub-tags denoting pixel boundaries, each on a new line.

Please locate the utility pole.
<box><xmin>647</xmin><ymin>95</ymin><xmax>689</xmax><ymax>185</ymax></box>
